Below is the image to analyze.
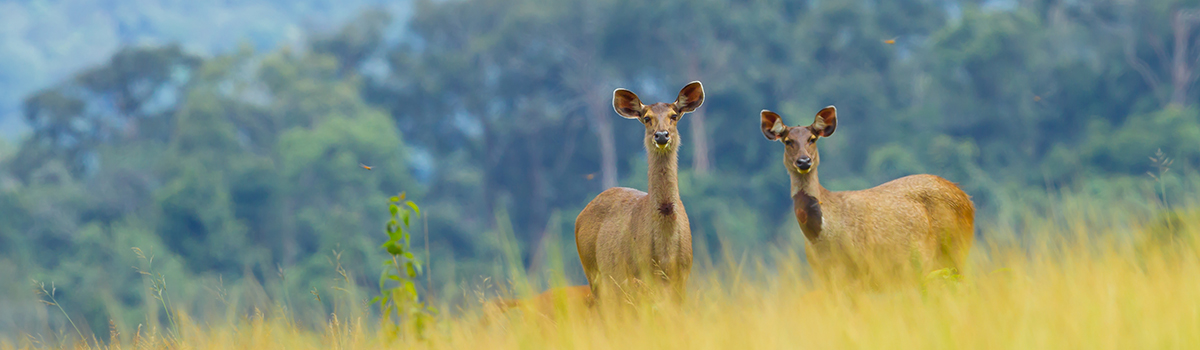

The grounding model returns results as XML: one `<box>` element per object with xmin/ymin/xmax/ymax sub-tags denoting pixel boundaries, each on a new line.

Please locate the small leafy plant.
<box><xmin>372</xmin><ymin>192</ymin><xmax>436</xmax><ymax>337</ymax></box>
<box><xmin>1148</xmin><ymin>148</ymin><xmax>1174</xmax><ymax>208</ymax></box>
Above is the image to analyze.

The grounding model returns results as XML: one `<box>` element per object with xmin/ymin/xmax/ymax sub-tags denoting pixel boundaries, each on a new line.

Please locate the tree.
<box><xmin>1074</xmin><ymin>0</ymin><xmax>1200</xmax><ymax>108</ymax></box>
<box><xmin>13</xmin><ymin>45</ymin><xmax>200</xmax><ymax>179</ymax></box>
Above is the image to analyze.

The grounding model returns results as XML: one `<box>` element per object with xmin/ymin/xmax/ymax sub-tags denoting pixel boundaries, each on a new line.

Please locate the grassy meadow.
<box><xmin>7</xmin><ymin>2</ymin><xmax>1200</xmax><ymax>349</ymax></box>
<box><xmin>5</xmin><ymin>184</ymin><xmax>1200</xmax><ymax>350</ymax></box>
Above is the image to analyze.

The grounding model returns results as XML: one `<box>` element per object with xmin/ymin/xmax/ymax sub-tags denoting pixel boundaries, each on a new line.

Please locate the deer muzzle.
<box><xmin>653</xmin><ymin>131</ymin><xmax>670</xmax><ymax>148</ymax></box>
<box><xmin>795</xmin><ymin>157</ymin><xmax>812</xmax><ymax>173</ymax></box>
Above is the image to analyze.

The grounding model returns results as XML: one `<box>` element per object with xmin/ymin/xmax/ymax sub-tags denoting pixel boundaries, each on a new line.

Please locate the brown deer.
<box><xmin>575</xmin><ymin>82</ymin><xmax>703</xmax><ymax>304</ymax></box>
<box><xmin>760</xmin><ymin>106</ymin><xmax>975</xmax><ymax>285</ymax></box>
<box><xmin>489</xmin><ymin>285</ymin><xmax>595</xmax><ymax>316</ymax></box>
<box><xmin>479</xmin><ymin>285</ymin><xmax>594</xmax><ymax>328</ymax></box>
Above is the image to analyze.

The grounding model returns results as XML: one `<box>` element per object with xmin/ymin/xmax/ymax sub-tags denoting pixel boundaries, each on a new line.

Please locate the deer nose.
<box><xmin>653</xmin><ymin>131</ymin><xmax>670</xmax><ymax>145</ymax></box>
<box><xmin>795</xmin><ymin>157</ymin><xmax>812</xmax><ymax>171</ymax></box>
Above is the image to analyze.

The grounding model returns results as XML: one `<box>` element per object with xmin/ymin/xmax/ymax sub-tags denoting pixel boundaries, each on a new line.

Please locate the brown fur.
<box><xmin>761</xmin><ymin>107</ymin><xmax>975</xmax><ymax>285</ymax></box>
<box><xmin>490</xmin><ymin>285</ymin><xmax>595</xmax><ymax>316</ymax></box>
<box><xmin>575</xmin><ymin>82</ymin><xmax>703</xmax><ymax>304</ymax></box>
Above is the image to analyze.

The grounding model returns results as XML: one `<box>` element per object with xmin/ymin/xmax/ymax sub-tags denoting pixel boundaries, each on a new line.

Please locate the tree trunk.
<box><xmin>689</xmin><ymin>109</ymin><xmax>710</xmax><ymax>174</ymax></box>
<box><xmin>687</xmin><ymin>54</ymin><xmax>711</xmax><ymax>175</ymax></box>
<box><xmin>574</xmin><ymin>1</ymin><xmax>618</xmax><ymax>190</ymax></box>
<box><xmin>587</xmin><ymin>93</ymin><xmax>619</xmax><ymax>189</ymax></box>
<box><xmin>1170</xmin><ymin>10</ymin><xmax>1197</xmax><ymax>107</ymax></box>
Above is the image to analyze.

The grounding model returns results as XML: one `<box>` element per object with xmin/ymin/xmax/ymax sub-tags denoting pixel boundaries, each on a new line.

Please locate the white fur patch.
<box><xmin>812</xmin><ymin>119</ymin><xmax>827</xmax><ymax>130</ymax></box>
<box><xmin>771</xmin><ymin>118</ymin><xmax>787</xmax><ymax>135</ymax></box>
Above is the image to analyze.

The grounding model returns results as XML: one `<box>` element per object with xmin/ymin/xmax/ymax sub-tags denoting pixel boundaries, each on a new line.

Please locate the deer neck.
<box><xmin>790</xmin><ymin>168</ymin><xmax>829</xmax><ymax>242</ymax></box>
<box><xmin>647</xmin><ymin>148</ymin><xmax>682</xmax><ymax>220</ymax></box>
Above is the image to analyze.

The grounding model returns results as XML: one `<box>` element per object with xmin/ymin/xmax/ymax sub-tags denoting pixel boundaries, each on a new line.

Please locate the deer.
<box><xmin>575</xmin><ymin>81</ymin><xmax>703</xmax><ymax>305</ymax></box>
<box><xmin>488</xmin><ymin>285</ymin><xmax>595</xmax><ymax>317</ymax></box>
<box><xmin>479</xmin><ymin>285</ymin><xmax>594</xmax><ymax>327</ymax></box>
<box><xmin>760</xmin><ymin>106</ymin><xmax>975</xmax><ymax>286</ymax></box>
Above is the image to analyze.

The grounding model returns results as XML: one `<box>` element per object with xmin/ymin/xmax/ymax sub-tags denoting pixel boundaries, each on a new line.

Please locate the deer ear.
<box><xmin>613</xmin><ymin>89</ymin><xmax>645</xmax><ymax>119</ymax></box>
<box><xmin>811</xmin><ymin>106</ymin><xmax>837</xmax><ymax>137</ymax></box>
<box><xmin>761</xmin><ymin>110</ymin><xmax>788</xmax><ymax>141</ymax></box>
<box><xmin>673</xmin><ymin>81</ymin><xmax>704</xmax><ymax>113</ymax></box>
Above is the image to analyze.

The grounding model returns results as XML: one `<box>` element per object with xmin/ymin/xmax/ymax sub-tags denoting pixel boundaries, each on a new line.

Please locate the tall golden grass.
<box><xmin>5</xmin><ymin>188</ymin><xmax>1200</xmax><ymax>349</ymax></box>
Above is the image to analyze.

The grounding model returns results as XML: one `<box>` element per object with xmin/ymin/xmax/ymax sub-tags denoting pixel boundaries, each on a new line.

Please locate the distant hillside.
<box><xmin>0</xmin><ymin>0</ymin><xmax>410</xmax><ymax>140</ymax></box>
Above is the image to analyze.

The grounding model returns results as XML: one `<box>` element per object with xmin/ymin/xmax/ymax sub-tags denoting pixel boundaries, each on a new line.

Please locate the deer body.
<box><xmin>576</xmin><ymin>82</ymin><xmax>703</xmax><ymax>303</ymax></box>
<box><xmin>491</xmin><ymin>285</ymin><xmax>595</xmax><ymax>316</ymax></box>
<box><xmin>762</xmin><ymin>107</ymin><xmax>974</xmax><ymax>282</ymax></box>
<box><xmin>481</xmin><ymin>285</ymin><xmax>595</xmax><ymax>328</ymax></box>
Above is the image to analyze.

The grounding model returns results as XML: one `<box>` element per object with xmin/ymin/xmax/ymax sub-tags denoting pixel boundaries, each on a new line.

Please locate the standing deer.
<box><xmin>575</xmin><ymin>82</ymin><xmax>703</xmax><ymax>304</ymax></box>
<box><xmin>760</xmin><ymin>106</ymin><xmax>975</xmax><ymax>285</ymax></box>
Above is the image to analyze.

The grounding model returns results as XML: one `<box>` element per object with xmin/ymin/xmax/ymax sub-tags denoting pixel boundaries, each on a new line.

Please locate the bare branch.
<box><xmin>1170</xmin><ymin>9</ymin><xmax>1199</xmax><ymax>106</ymax></box>
<box><xmin>1178</xmin><ymin>9</ymin><xmax>1200</xmax><ymax>23</ymax></box>
<box><xmin>1125</xmin><ymin>38</ymin><xmax>1169</xmax><ymax>106</ymax></box>
<box><xmin>1191</xmin><ymin>35</ymin><xmax>1200</xmax><ymax>84</ymax></box>
<box><xmin>1148</xmin><ymin>32</ymin><xmax>1171</xmax><ymax>70</ymax></box>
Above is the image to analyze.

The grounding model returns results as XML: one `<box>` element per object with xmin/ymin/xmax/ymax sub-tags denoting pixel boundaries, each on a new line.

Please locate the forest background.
<box><xmin>2</xmin><ymin>0</ymin><xmax>1200</xmax><ymax>338</ymax></box>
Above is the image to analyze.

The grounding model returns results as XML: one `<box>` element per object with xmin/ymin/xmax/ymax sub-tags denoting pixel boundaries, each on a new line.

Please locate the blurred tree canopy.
<box><xmin>3</xmin><ymin>0</ymin><xmax>1200</xmax><ymax>339</ymax></box>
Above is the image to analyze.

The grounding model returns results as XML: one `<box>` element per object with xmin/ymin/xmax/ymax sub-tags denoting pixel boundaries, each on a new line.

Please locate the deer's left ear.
<box><xmin>673</xmin><ymin>81</ymin><xmax>704</xmax><ymax>113</ymax></box>
<box><xmin>811</xmin><ymin>106</ymin><xmax>837</xmax><ymax>137</ymax></box>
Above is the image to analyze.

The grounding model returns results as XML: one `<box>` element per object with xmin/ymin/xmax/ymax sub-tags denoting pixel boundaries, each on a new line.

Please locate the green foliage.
<box><xmin>372</xmin><ymin>193</ymin><xmax>436</xmax><ymax>337</ymax></box>
<box><xmin>6</xmin><ymin>0</ymin><xmax>1200</xmax><ymax>340</ymax></box>
<box><xmin>1082</xmin><ymin>107</ymin><xmax>1200</xmax><ymax>174</ymax></box>
<box><xmin>12</xmin><ymin>45</ymin><xmax>200</xmax><ymax>179</ymax></box>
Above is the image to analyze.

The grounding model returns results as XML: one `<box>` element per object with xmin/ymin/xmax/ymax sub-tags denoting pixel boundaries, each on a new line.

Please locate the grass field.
<box><xmin>5</xmin><ymin>200</ymin><xmax>1200</xmax><ymax>349</ymax></box>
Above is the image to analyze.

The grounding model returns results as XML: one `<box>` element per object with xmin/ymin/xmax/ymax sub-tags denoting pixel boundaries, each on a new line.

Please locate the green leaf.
<box><xmin>402</xmin><ymin>252</ymin><xmax>414</xmax><ymax>260</ymax></box>
<box><xmin>386</xmin><ymin>244</ymin><xmax>404</xmax><ymax>255</ymax></box>
<box><xmin>404</xmin><ymin>282</ymin><xmax>418</xmax><ymax>298</ymax></box>
<box><xmin>401</xmin><ymin>211</ymin><xmax>411</xmax><ymax>227</ymax></box>
<box><xmin>381</xmin><ymin>236</ymin><xmax>399</xmax><ymax>248</ymax></box>
<box><xmin>406</xmin><ymin>201</ymin><xmax>420</xmax><ymax>216</ymax></box>
<box><xmin>389</xmin><ymin>204</ymin><xmax>398</xmax><ymax>216</ymax></box>
<box><xmin>389</xmin><ymin>196</ymin><xmax>400</xmax><ymax>203</ymax></box>
<box><xmin>406</xmin><ymin>263</ymin><xmax>417</xmax><ymax>277</ymax></box>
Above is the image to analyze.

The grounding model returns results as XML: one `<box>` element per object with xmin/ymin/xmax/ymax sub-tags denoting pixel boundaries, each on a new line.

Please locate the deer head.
<box><xmin>613</xmin><ymin>81</ymin><xmax>705</xmax><ymax>153</ymax></box>
<box><xmin>761</xmin><ymin>106</ymin><xmax>837</xmax><ymax>175</ymax></box>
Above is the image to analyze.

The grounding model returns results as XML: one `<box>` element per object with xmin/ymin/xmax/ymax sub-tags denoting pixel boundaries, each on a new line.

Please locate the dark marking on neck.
<box><xmin>658</xmin><ymin>201</ymin><xmax>674</xmax><ymax>216</ymax></box>
<box><xmin>792</xmin><ymin>190</ymin><xmax>823</xmax><ymax>241</ymax></box>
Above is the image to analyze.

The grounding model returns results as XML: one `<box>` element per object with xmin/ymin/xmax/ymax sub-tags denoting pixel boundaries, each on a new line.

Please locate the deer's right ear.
<box><xmin>761</xmin><ymin>110</ymin><xmax>788</xmax><ymax>141</ymax></box>
<box><xmin>613</xmin><ymin>89</ymin><xmax>645</xmax><ymax>119</ymax></box>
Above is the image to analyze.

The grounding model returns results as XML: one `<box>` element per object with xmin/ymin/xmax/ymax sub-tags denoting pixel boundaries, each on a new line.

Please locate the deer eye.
<box><xmin>783</xmin><ymin>139</ymin><xmax>794</xmax><ymax>146</ymax></box>
<box><xmin>808</xmin><ymin>137</ymin><xmax>817</xmax><ymax>144</ymax></box>
<box><xmin>669</xmin><ymin>114</ymin><xmax>679</xmax><ymax>121</ymax></box>
<box><xmin>642</xmin><ymin>116</ymin><xmax>651</xmax><ymax>123</ymax></box>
